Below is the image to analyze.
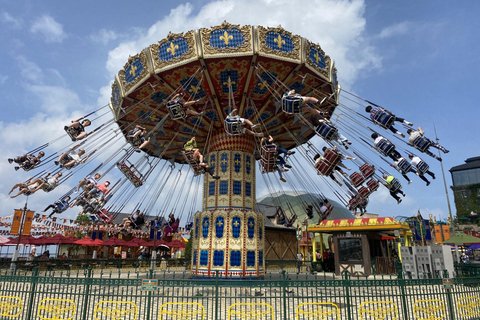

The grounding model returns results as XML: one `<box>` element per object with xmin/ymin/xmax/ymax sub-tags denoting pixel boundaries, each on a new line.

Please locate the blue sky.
<box><xmin>0</xmin><ymin>0</ymin><xmax>479</xmax><ymax>225</ymax></box>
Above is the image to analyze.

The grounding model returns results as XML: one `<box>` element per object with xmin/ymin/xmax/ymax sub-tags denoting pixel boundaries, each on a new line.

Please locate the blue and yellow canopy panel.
<box><xmin>110</xmin><ymin>22</ymin><xmax>340</xmax><ymax>163</ymax></box>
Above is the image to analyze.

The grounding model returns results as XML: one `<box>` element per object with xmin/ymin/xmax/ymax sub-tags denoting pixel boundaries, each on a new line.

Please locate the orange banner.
<box><xmin>10</xmin><ymin>209</ymin><xmax>23</xmax><ymax>236</ymax></box>
<box><xmin>434</xmin><ymin>225</ymin><xmax>443</xmax><ymax>243</ymax></box>
<box><xmin>442</xmin><ymin>225</ymin><xmax>451</xmax><ymax>241</ymax></box>
<box><xmin>22</xmin><ymin>210</ymin><xmax>34</xmax><ymax>236</ymax></box>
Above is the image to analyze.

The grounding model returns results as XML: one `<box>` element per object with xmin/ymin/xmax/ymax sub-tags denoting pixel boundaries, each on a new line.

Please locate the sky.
<box><xmin>0</xmin><ymin>0</ymin><xmax>479</xmax><ymax>226</ymax></box>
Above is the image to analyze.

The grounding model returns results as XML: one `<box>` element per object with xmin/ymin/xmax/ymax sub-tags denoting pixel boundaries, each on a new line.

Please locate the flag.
<box><xmin>10</xmin><ymin>209</ymin><xmax>23</xmax><ymax>236</ymax></box>
<box><xmin>22</xmin><ymin>210</ymin><xmax>35</xmax><ymax>236</ymax></box>
<box><xmin>413</xmin><ymin>221</ymin><xmax>422</xmax><ymax>241</ymax></box>
<box><xmin>424</xmin><ymin>220</ymin><xmax>432</xmax><ymax>241</ymax></box>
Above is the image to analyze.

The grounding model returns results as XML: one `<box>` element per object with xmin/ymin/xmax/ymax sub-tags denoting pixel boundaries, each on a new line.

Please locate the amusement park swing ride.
<box><xmin>7</xmin><ymin>22</ymin><xmax>449</xmax><ymax>279</ymax></box>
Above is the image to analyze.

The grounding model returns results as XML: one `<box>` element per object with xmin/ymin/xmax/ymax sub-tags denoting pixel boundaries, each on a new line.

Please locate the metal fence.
<box><xmin>0</xmin><ymin>260</ymin><xmax>479</xmax><ymax>319</ymax></box>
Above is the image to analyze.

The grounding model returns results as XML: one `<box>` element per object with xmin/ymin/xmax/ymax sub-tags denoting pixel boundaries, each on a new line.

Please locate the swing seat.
<box><xmin>324</xmin><ymin>149</ymin><xmax>341</xmax><ymax>165</ymax></box>
<box><xmin>185</xmin><ymin>222</ymin><xmax>193</xmax><ymax>231</ymax></box>
<box><xmin>350</xmin><ymin>172</ymin><xmax>366</xmax><ymax>188</ymax></box>
<box><xmin>416</xmin><ymin>160</ymin><xmax>429</xmax><ymax>175</ymax></box>
<box><xmin>321</xmin><ymin>204</ymin><xmax>334</xmax><ymax>220</ymax></box>
<box><xmin>281</xmin><ymin>95</ymin><xmax>303</xmax><ymax>114</ymax></box>
<box><xmin>389</xmin><ymin>178</ymin><xmax>402</xmax><ymax>193</ymax></box>
<box><xmin>64</xmin><ymin>126</ymin><xmax>80</xmax><ymax>140</ymax></box>
<box><xmin>348</xmin><ymin>195</ymin><xmax>363</xmax><ymax>210</ymax></box>
<box><xmin>412</xmin><ymin>136</ymin><xmax>431</xmax><ymax>152</ymax></box>
<box><xmin>260</xmin><ymin>145</ymin><xmax>278</xmax><ymax>173</ymax></box>
<box><xmin>127</xmin><ymin>129</ymin><xmax>144</xmax><ymax>147</ymax></box>
<box><xmin>367</xmin><ymin>179</ymin><xmax>379</xmax><ymax>192</ymax></box>
<box><xmin>315</xmin><ymin>122</ymin><xmax>338</xmax><ymax>141</ymax></box>
<box><xmin>224</xmin><ymin>119</ymin><xmax>244</xmax><ymax>135</ymax></box>
<box><xmin>315</xmin><ymin>159</ymin><xmax>335</xmax><ymax>176</ymax></box>
<box><xmin>166</xmin><ymin>102</ymin><xmax>186</xmax><ymax>120</ymax></box>
<box><xmin>183</xmin><ymin>150</ymin><xmax>205</xmax><ymax>176</ymax></box>
<box><xmin>372</xmin><ymin>110</ymin><xmax>395</xmax><ymax>129</ymax></box>
<box><xmin>21</xmin><ymin>162</ymin><xmax>37</xmax><ymax>172</ymax></box>
<box><xmin>360</xmin><ymin>164</ymin><xmax>375</xmax><ymax>179</ymax></box>
<box><xmin>98</xmin><ymin>209</ymin><xmax>114</xmax><ymax>224</ymax></box>
<box><xmin>89</xmin><ymin>214</ymin><xmax>100</xmax><ymax>223</ymax></box>
<box><xmin>286</xmin><ymin>214</ymin><xmax>297</xmax><ymax>227</ymax></box>
<box><xmin>358</xmin><ymin>186</ymin><xmax>371</xmax><ymax>198</ymax></box>
<box><xmin>397</xmin><ymin>158</ymin><xmax>412</xmax><ymax>173</ymax></box>
<box><xmin>376</xmin><ymin>139</ymin><xmax>395</xmax><ymax>157</ymax></box>
<box><xmin>117</xmin><ymin>161</ymin><xmax>145</xmax><ymax>187</ymax></box>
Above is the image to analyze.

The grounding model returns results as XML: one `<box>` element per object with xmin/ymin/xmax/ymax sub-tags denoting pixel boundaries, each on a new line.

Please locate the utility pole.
<box><xmin>434</xmin><ymin>124</ymin><xmax>459</xmax><ymax>262</ymax></box>
<box><xmin>10</xmin><ymin>200</ymin><xmax>28</xmax><ymax>273</ymax></box>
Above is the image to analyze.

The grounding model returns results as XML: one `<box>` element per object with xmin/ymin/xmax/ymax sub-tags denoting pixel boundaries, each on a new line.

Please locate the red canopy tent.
<box><xmin>168</xmin><ymin>240</ymin><xmax>186</xmax><ymax>249</ymax></box>
<box><xmin>73</xmin><ymin>238</ymin><xmax>96</xmax><ymax>246</ymax></box>
<box><xmin>102</xmin><ymin>237</ymin><xmax>129</xmax><ymax>247</ymax></box>
<box><xmin>129</xmin><ymin>238</ymin><xmax>153</xmax><ymax>247</ymax></box>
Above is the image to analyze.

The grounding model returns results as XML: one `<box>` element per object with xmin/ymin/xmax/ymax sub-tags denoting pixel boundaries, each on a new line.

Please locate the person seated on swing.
<box><xmin>9</xmin><ymin>151</ymin><xmax>45</xmax><ymax>171</ymax></box>
<box><xmin>132</xmin><ymin>212</ymin><xmax>146</xmax><ymax>229</ymax></box>
<box><xmin>313</xmin><ymin>152</ymin><xmax>347</xmax><ymax>186</ymax></box>
<box><xmin>365</xmin><ymin>105</ymin><xmax>413</xmax><ymax>137</ymax></box>
<box><xmin>87</xmin><ymin>181</ymin><xmax>111</xmax><ymax>198</ymax></box>
<box><xmin>408</xmin><ymin>153</ymin><xmax>436</xmax><ymax>186</ymax></box>
<box><xmin>261</xmin><ymin>135</ymin><xmax>295</xmax><ymax>160</ymax></box>
<box><xmin>120</xmin><ymin>209</ymin><xmax>140</xmax><ymax>230</ymax></box>
<box><xmin>43</xmin><ymin>196</ymin><xmax>71</xmax><ymax>218</ymax></box>
<box><xmin>9</xmin><ymin>172</ymin><xmax>62</xmax><ymax>198</ymax></box>
<box><xmin>164</xmin><ymin>217</ymin><xmax>180</xmax><ymax>237</ymax></box>
<box><xmin>321</xmin><ymin>146</ymin><xmax>355</xmax><ymax>171</ymax></box>
<box><xmin>371</xmin><ymin>132</ymin><xmax>401</xmax><ymax>161</ymax></box>
<box><xmin>283</xmin><ymin>89</ymin><xmax>323</xmax><ymax>116</ymax></box>
<box><xmin>184</xmin><ymin>137</ymin><xmax>207</xmax><ymax>166</ymax></box>
<box><xmin>316</xmin><ymin>200</ymin><xmax>333</xmax><ymax>222</ymax></box>
<box><xmin>349</xmin><ymin>197</ymin><xmax>368</xmax><ymax>216</ymax></box>
<box><xmin>226</xmin><ymin>109</ymin><xmax>263</xmax><ymax>137</ymax></box>
<box><xmin>64</xmin><ymin>117</ymin><xmax>91</xmax><ymax>141</ymax></box>
<box><xmin>55</xmin><ymin>143</ymin><xmax>91</xmax><ymax>169</ymax></box>
<box><xmin>308</xmin><ymin>114</ymin><xmax>352</xmax><ymax>149</ymax></box>
<box><xmin>127</xmin><ymin>125</ymin><xmax>151</xmax><ymax>152</ymax></box>
<box><xmin>406</xmin><ymin>127</ymin><xmax>449</xmax><ymax>161</ymax></box>
<box><xmin>69</xmin><ymin>192</ymin><xmax>89</xmax><ymax>208</ymax></box>
<box><xmin>76</xmin><ymin>173</ymin><xmax>101</xmax><ymax>193</ymax></box>
<box><xmin>167</xmin><ymin>93</ymin><xmax>203</xmax><ymax>117</ymax></box>
<box><xmin>382</xmin><ymin>173</ymin><xmax>405</xmax><ymax>204</ymax></box>
<box><xmin>391</xmin><ymin>156</ymin><xmax>417</xmax><ymax>185</ymax></box>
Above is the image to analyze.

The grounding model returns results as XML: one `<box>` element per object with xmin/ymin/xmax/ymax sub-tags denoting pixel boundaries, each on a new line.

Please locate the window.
<box><xmin>215</xmin><ymin>216</ymin><xmax>225</xmax><ymax>238</ymax></box>
<box><xmin>220</xmin><ymin>181</ymin><xmax>228</xmax><ymax>194</ymax></box>
<box><xmin>231</xmin><ymin>251</ymin><xmax>241</xmax><ymax>267</ymax></box>
<box><xmin>462</xmin><ymin>190</ymin><xmax>468</xmax><ymax>198</ymax></box>
<box><xmin>247</xmin><ymin>251</ymin><xmax>255</xmax><ymax>266</ymax></box>
<box><xmin>245</xmin><ymin>182</ymin><xmax>251</xmax><ymax>196</ymax></box>
<box><xmin>232</xmin><ymin>217</ymin><xmax>241</xmax><ymax>238</ymax></box>
<box><xmin>200</xmin><ymin>250</ymin><xmax>208</xmax><ymax>266</ymax></box>
<box><xmin>233</xmin><ymin>181</ymin><xmax>241</xmax><ymax>195</ymax></box>
<box><xmin>247</xmin><ymin>217</ymin><xmax>255</xmax><ymax>239</ymax></box>
<box><xmin>209</xmin><ymin>182</ymin><xmax>216</xmax><ymax>196</ymax></box>
<box><xmin>338</xmin><ymin>239</ymin><xmax>363</xmax><ymax>262</ymax></box>
<box><xmin>213</xmin><ymin>250</ymin><xmax>224</xmax><ymax>266</ymax></box>
<box><xmin>202</xmin><ymin>217</ymin><xmax>209</xmax><ymax>238</ymax></box>
<box><xmin>258</xmin><ymin>251</ymin><xmax>263</xmax><ymax>266</ymax></box>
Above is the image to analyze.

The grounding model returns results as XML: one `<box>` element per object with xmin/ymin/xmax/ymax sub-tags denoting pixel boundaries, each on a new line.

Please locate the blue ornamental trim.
<box><xmin>220</xmin><ymin>69</ymin><xmax>239</xmax><ymax>93</ymax></box>
<box><xmin>254</xmin><ymin>71</ymin><xmax>277</xmax><ymax>95</ymax></box>
<box><xmin>151</xmin><ymin>91</ymin><xmax>169</xmax><ymax>104</ymax></box>
<box><xmin>112</xmin><ymin>86</ymin><xmax>121</xmax><ymax>108</ymax></box>
<box><xmin>245</xmin><ymin>156</ymin><xmax>251</xmax><ymax>175</ymax></box>
<box><xmin>309</xmin><ymin>47</ymin><xmax>326</xmax><ymax>69</ymax></box>
<box><xmin>210</xmin><ymin>28</ymin><xmax>244</xmax><ymax>49</ymax></box>
<box><xmin>125</xmin><ymin>58</ymin><xmax>144</xmax><ymax>84</ymax></box>
<box><xmin>265</xmin><ymin>32</ymin><xmax>294</xmax><ymax>53</ymax></box>
<box><xmin>158</xmin><ymin>37</ymin><xmax>189</xmax><ymax>62</ymax></box>
<box><xmin>234</xmin><ymin>154</ymin><xmax>241</xmax><ymax>173</ymax></box>
<box><xmin>180</xmin><ymin>77</ymin><xmax>206</xmax><ymax>100</ymax></box>
<box><xmin>220</xmin><ymin>153</ymin><xmax>228</xmax><ymax>173</ymax></box>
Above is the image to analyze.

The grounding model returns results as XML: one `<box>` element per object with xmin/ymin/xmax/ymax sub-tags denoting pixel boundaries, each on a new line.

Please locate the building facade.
<box><xmin>450</xmin><ymin>157</ymin><xmax>480</xmax><ymax>217</ymax></box>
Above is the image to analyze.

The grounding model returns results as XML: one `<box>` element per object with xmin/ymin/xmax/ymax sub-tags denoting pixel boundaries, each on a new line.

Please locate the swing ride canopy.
<box><xmin>110</xmin><ymin>22</ymin><xmax>340</xmax><ymax>162</ymax></box>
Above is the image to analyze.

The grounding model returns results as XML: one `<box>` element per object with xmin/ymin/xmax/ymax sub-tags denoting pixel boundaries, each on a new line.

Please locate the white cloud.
<box><xmin>0</xmin><ymin>74</ymin><xmax>7</xmax><ymax>85</ymax></box>
<box><xmin>104</xmin><ymin>0</ymin><xmax>381</xmax><ymax>87</ymax></box>
<box><xmin>16</xmin><ymin>56</ymin><xmax>43</xmax><ymax>83</ymax></box>
<box><xmin>1</xmin><ymin>12</ymin><xmax>23</xmax><ymax>29</ymax></box>
<box><xmin>90</xmin><ymin>29</ymin><xmax>118</xmax><ymax>45</ymax></box>
<box><xmin>378</xmin><ymin>21</ymin><xmax>412</xmax><ymax>39</ymax></box>
<box><xmin>30</xmin><ymin>15</ymin><xmax>67</xmax><ymax>43</ymax></box>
